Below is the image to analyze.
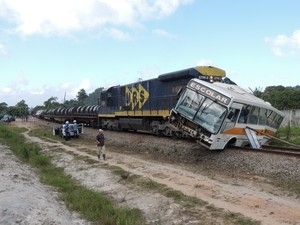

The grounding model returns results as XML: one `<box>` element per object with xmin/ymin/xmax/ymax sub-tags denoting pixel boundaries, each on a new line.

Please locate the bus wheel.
<box><xmin>224</xmin><ymin>138</ymin><xmax>236</xmax><ymax>149</ymax></box>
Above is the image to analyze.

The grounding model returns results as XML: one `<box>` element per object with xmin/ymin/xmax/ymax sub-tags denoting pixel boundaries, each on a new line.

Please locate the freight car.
<box><xmin>41</xmin><ymin>105</ymin><xmax>100</xmax><ymax>126</ymax></box>
<box><xmin>40</xmin><ymin>66</ymin><xmax>232</xmax><ymax>137</ymax></box>
<box><xmin>168</xmin><ymin>78</ymin><xmax>285</xmax><ymax>150</ymax></box>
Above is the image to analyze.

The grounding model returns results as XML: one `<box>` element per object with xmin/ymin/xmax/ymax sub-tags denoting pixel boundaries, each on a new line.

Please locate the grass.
<box><xmin>0</xmin><ymin>123</ymin><xmax>144</xmax><ymax>225</ymax></box>
<box><xmin>4</xmin><ymin>122</ymin><xmax>286</xmax><ymax>224</ymax></box>
<box><xmin>29</xmin><ymin>126</ymin><xmax>64</xmax><ymax>142</ymax></box>
<box><xmin>271</xmin><ymin>126</ymin><xmax>300</xmax><ymax>147</ymax></box>
<box><xmin>28</xmin><ymin>123</ymin><xmax>263</xmax><ymax>224</ymax></box>
<box><xmin>109</xmin><ymin>165</ymin><xmax>260</xmax><ymax>225</ymax></box>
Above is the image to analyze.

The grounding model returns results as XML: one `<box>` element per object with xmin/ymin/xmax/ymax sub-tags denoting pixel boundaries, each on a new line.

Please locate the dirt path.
<box><xmin>11</xmin><ymin>118</ymin><xmax>300</xmax><ymax>224</ymax></box>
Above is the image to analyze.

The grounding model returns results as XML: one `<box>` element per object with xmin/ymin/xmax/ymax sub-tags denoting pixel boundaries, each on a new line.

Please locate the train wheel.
<box><xmin>163</xmin><ymin>127</ymin><xmax>171</xmax><ymax>136</ymax></box>
<box><xmin>151</xmin><ymin>126</ymin><xmax>159</xmax><ymax>135</ymax></box>
<box><xmin>175</xmin><ymin>131</ymin><xmax>182</xmax><ymax>138</ymax></box>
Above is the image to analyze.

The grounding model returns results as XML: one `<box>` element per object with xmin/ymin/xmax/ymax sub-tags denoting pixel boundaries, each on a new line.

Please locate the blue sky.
<box><xmin>0</xmin><ymin>0</ymin><xmax>300</xmax><ymax>108</ymax></box>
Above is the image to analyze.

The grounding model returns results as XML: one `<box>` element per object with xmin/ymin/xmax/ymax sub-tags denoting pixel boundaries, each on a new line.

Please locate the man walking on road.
<box><xmin>96</xmin><ymin>129</ymin><xmax>106</xmax><ymax>161</ymax></box>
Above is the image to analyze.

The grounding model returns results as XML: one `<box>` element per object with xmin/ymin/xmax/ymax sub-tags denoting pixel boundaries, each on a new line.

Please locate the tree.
<box><xmin>14</xmin><ymin>100</ymin><xmax>29</xmax><ymax>118</ymax></box>
<box><xmin>250</xmin><ymin>87</ymin><xmax>263</xmax><ymax>98</ymax></box>
<box><xmin>85</xmin><ymin>87</ymin><xmax>103</xmax><ymax>105</ymax></box>
<box><xmin>43</xmin><ymin>97</ymin><xmax>61</xmax><ymax>109</ymax></box>
<box><xmin>261</xmin><ymin>85</ymin><xmax>300</xmax><ymax>110</ymax></box>
<box><xmin>76</xmin><ymin>89</ymin><xmax>88</xmax><ymax>105</ymax></box>
<box><xmin>0</xmin><ymin>102</ymin><xmax>8</xmax><ymax>115</ymax></box>
<box><xmin>64</xmin><ymin>99</ymin><xmax>80</xmax><ymax>107</ymax></box>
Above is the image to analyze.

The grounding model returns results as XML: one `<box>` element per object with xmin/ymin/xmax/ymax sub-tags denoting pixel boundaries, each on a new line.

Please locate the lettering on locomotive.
<box><xmin>189</xmin><ymin>81</ymin><xmax>230</xmax><ymax>105</ymax></box>
<box><xmin>125</xmin><ymin>83</ymin><xmax>150</xmax><ymax>110</ymax></box>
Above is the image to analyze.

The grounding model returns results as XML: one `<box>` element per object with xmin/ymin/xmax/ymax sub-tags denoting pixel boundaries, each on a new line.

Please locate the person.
<box><xmin>238</xmin><ymin>106</ymin><xmax>250</xmax><ymax>123</ymax></box>
<box><xmin>65</xmin><ymin>121</ymin><xmax>70</xmax><ymax>140</ymax></box>
<box><xmin>96</xmin><ymin>129</ymin><xmax>106</xmax><ymax>161</ymax></box>
<box><xmin>73</xmin><ymin>120</ymin><xmax>78</xmax><ymax>137</ymax></box>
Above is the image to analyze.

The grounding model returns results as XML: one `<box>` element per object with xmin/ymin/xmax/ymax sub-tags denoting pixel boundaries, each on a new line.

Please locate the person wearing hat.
<box><xmin>73</xmin><ymin>120</ymin><xmax>78</xmax><ymax>137</ymax></box>
<box><xmin>96</xmin><ymin>129</ymin><xmax>106</xmax><ymax>161</ymax></box>
<box><xmin>65</xmin><ymin>121</ymin><xmax>70</xmax><ymax>140</ymax></box>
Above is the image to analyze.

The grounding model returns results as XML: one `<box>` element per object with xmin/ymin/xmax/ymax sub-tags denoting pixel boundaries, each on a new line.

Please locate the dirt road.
<box><xmin>2</xmin><ymin>118</ymin><xmax>300</xmax><ymax>225</ymax></box>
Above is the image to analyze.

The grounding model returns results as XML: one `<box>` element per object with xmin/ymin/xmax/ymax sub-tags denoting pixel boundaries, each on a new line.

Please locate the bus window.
<box><xmin>238</xmin><ymin>105</ymin><xmax>250</xmax><ymax>123</ymax></box>
<box><xmin>175</xmin><ymin>89</ymin><xmax>204</xmax><ymax>120</ymax></box>
<box><xmin>231</xmin><ymin>109</ymin><xmax>240</xmax><ymax>122</ymax></box>
<box><xmin>258</xmin><ymin>108</ymin><xmax>267</xmax><ymax>125</ymax></box>
<box><xmin>266</xmin><ymin>111</ymin><xmax>284</xmax><ymax>129</ymax></box>
<box><xmin>247</xmin><ymin>106</ymin><xmax>259</xmax><ymax>124</ymax></box>
<box><xmin>229</xmin><ymin>108</ymin><xmax>240</xmax><ymax>123</ymax></box>
<box><xmin>269</xmin><ymin>113</ymin><xmax>284</xmax><ymax>129</ymax></box>
<box><xmin>194</xmin><ymin>98</ymin><xmax>227</xmax><ymax>133</ymax></box>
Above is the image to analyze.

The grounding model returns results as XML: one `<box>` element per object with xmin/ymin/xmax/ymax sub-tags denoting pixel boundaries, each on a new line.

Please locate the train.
<box><xmin>38</xmin><ymin>65</ymin><xmax>284</xmax><ymax>150</ymax></box>
<box><xmin>39</xmin><ymin>66</ymin><xmax>229</xmax><ymax>137</ymax></box>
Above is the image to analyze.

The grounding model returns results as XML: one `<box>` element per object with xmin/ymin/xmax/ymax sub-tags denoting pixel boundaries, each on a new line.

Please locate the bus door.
<box><xmin>221</xmin><ymin>102</ymin><xmax>243</xmax><ymax>131</ymax></box>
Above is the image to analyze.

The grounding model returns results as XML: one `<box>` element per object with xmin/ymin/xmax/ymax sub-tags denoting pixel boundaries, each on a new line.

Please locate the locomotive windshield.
<box><xmin>175</xmin><ymin>88</ymin><xmax>227</xmax><ymax>133</ymax></box>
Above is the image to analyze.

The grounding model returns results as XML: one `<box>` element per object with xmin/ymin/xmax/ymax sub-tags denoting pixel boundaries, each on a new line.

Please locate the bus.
<box><xmin>168</xmin><ymin>78</ymin><xmax>285</xmax><ymax>150</ymax></box>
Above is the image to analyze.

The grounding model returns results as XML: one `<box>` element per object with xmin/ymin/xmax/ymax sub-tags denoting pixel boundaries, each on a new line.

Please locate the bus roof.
<box><xmin>190</xmin><ymin>78</ymin><xmax>284</xmax><ymax>116</ymax></box>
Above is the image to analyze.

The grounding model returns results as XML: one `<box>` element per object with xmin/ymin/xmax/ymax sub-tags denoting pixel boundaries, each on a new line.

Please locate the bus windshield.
<box><xmin>175</xmin><ymin>88</ymin><xmax>227</xmax><ymax>133</ymax></box>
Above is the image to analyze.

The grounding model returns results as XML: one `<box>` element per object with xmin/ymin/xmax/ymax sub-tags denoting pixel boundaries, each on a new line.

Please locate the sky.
<box><xmin>0</xmin><ymin>0</ymin><xmax>300</xmax><ymax>108</ymax></box>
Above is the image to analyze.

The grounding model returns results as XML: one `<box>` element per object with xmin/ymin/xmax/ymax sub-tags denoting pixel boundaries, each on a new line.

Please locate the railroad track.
<box><xmin>231</xmin><ymin>145</ymin><xmax>300</xmax><ymax>158</ymax></box>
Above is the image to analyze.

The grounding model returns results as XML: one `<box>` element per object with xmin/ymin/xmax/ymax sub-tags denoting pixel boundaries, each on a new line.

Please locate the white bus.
<box><xmin>169</xmin><ymin>78</ymin><xmax>285</xmax><ymax>150</ymax></box>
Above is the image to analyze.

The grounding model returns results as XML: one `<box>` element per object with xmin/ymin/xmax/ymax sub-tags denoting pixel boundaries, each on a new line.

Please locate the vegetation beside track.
<box><xmin>0</xmin><ymin>122</ymin><xmax>264</xmax><ymax>225</ymax></box>
<box><xmin>0</xmin><ymin>123</ymin><xmax>144</xmax><ymax>225</ymax></box>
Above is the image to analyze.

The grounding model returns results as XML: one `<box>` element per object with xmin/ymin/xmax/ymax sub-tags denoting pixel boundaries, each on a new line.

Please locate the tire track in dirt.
<box><xmin>17</xmin><ymin>118</ymin><xmax>300</xmax><ymax>225</ymax></box>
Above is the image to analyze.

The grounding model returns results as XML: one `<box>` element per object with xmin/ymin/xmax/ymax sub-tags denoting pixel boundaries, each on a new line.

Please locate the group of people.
<box><xmin>63</xmin><ymin>120</ymin><xmax>107</xmax><ymax>161</ymax></box>
<box><xmin>63</xmin><ymin>120</ymin><xmax>78</xmax><ymax>140</ymax></box>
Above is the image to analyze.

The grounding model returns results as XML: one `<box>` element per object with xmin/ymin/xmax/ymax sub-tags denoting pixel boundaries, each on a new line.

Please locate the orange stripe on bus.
<box><xmin>221</xmin><ymin>127</ymin><xmax>276</xmax><ymax>136</ymax></box>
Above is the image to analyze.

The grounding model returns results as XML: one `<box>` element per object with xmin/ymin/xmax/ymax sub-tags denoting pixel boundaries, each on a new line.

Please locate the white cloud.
<box><xmin>1</xmin><ymin>86</ymin><xmax>12</xmax><ymax>94</ymax></box>
<box><xmin>137</xmin><ymin>66</ymin><xmax>160</xmax><ymax>81</ymax></box>
<box><xmin>265</xmin><ymin>30</ymin><xmax>300</xmax><ymax>57</ymax></box>
<box><xmin>60</xmin><ymin>82</ymin><xmax>71</xmax><ymax>90</ymax></box>
<box><xmin>71</xmin><ymin>78</ymin><xmax>92</xmax><ymax>97</ymax></box>
<box><xmin>153</xmin><ymin>29</ymin><xmax>177</xmax><ymax>39</ymax></box>
<box><xmin>15</xmin><ymin>74</ymin><xmax>28</xmax><ymax>86</ymax></box>
<box><xmin>0</xmin><ymin>43</ymin><xmax>9</xmax><ymax>55</ymax></box>
<box><xmin>105</xmin><ymin>28</ymin><xmax>132</xmax><ymax>41</ymax></box>
<box><xmin>0</xmin><ymin>77</ymin><xmax>96</xmax><ymax>107</ymax></box>
<box><xmin>0</xmin><ymin>0</ymin><xmax>193</xmax><ymax>37</ymax></box>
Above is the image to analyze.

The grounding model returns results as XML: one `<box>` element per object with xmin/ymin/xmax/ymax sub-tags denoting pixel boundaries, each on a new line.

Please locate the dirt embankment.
<box><xmin>1</xmin><ymin>117</ymin><xmax>300</xmax><ymax>225</ymax></box>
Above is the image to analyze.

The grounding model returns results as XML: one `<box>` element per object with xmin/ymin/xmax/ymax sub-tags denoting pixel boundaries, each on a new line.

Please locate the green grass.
<box><xmin>29</xmin><ymin>127</ymin><xmax>64</xmax><ymax>142</ymax></box>
<box><xmin>271</xmin><ymin>126</ymin><xmax>300</xmax><ymax>146</ymax></box>
<box><xmin>0</xmin><ymin>124</ymin><xmax>144</xmax><ymax>225</ymax></box>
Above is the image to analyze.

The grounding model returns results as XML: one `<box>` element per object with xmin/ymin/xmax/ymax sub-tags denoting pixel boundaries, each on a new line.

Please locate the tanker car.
<box><xmin>40</xmin><ymin>66</ymin><xmax>232</xmax><ymax>137</ymax></box>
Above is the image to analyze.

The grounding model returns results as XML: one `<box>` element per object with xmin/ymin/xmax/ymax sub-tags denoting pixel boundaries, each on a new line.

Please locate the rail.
<box><xmin>230</xmin><ymin>145</ymin><xmax>300</xmax><ymax>158</ymax></box>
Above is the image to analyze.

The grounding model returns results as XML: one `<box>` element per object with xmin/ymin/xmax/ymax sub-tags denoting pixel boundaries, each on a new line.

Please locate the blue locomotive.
<box><xmin>98</xmin><ymin>66</ymin><xmax>227</xmax><ymax>136</ymax></box>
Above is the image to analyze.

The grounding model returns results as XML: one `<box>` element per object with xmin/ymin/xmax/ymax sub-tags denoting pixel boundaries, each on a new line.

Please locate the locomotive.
<box><xmin>40</xmin><ymin>66</ymin><xmax>230</xmax><ymax>138</ymax></box>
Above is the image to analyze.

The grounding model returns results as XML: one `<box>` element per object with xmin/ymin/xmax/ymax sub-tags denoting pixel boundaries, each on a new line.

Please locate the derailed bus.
<box><xmin>169</xmin><ymin>78</ymin><xmax>285</xmax><ymax>150</ymax></box>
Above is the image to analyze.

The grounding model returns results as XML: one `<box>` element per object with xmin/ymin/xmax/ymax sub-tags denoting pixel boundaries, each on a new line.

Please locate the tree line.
<box><xmin>253</xmin><ymin>85</ymin><xmax>300</xmax><ymax>110</ymax></box>
<box><xmin>1</xmin><ymin>85</ymin><xmax>299</xmax><ymax>118</ymax></box>
<box><xmin>0</xmin><ymin>88</ymin><xmax>102</xmax><ymax>118</ymax></box>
